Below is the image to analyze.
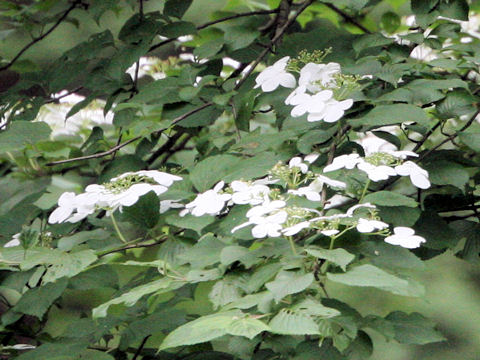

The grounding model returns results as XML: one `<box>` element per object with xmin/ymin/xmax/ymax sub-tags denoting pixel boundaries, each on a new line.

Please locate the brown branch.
<box><xmin>324</xmin><ymin>3</ymin><xmax>371</xmax><ymax>34</ymax></box>
<box><xmin>148</xmin><ymin>9</ymin><xmax>278</xmax><ymax>53</ymax></box>
<box><xmin>98</xmin><ymin>238</ymin><xmax>167</xmax><ymax>258</ymax></box>
<box><xmin>146</xmin><ymin>129</ymin><xmax>184</xmax><ymax>165</ymax></box>
<box><xmin>412</xmin><ymin>120</ymin><xmax>441</xmax><ymax>152</ymax></box>
<box><xmin>234</xmin><ymin>0</ymin><xmax>315</xmax><ymax>91</ymax></box>
<box><xmin>0</xmin><ymin>1</ymin><xmax>82</xmax><ymax>71</ymax></box>
<box><xmin>44</xmin><ymin>87</ymin><xmax>83</xmax><ymax>104</ymax></box>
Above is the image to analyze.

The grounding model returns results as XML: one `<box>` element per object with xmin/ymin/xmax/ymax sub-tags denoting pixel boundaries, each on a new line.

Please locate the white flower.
<box><xmin>356</xmin><ymin>218</ymin><xmax>388</xmax><ymax>233</ymax></box>
<box><xmin>289</xmin><ymin>157</ymin><xmax>309</xmax><ymax>173</ymax></box>
<box><xmin>356</xmin><ymin>132</ymin><xmax>397</xmax><ymax>155</ymax></box>
<box><xmin>384</xmin><ymin>227</ymin><xmax>426</xmax><ymax>248</ymax></box>
<box><xmin>181</xmin><ymin>181</ymin><xmax>231</xmax><ymax>217</ymax></box>
<box><xmin>48</xmin><ymin>192</ymin><xmax>78</xmax><ymax>224</ymax></box>
<box><xmin>251</xmin><ymin>211</ymin><xmax>288</xmax><ymax>238</ymax></box>
<box><xmin>357</xmin><ymin>162</ymin><xmax>397</xmax><ymax>181</ymax></box>
<box><xmin>291</xmin><ymin>90</ymin><xmax>334</xmax><ymax>118</ymax></box>
<box><xmin>282</xmin><ymin>221</ymin><xmax>311</xmax><ymax>236</ymax></box>
<box><xmin>324</xmin><ymin>194</ymin><xmax>351</xmax><ymax>210</ymax></box>
<box><xmin>160</xmin><ymin>199</ymin><xmax>183</xmax><ymax>214</ymax></box>
<box><xmin>321</xmin><ymin>229</ymin><xmax>340</xmax><ymax>236</ymax></box>
<box><xmin>254</xmin><ymin>56</ymin><xmax>296</xmax><ymax>92</ymax></box>
<box><xmin>299</xmin><ymin>62</ymin><xmax>341</xmax><ymax>92</ymax></box>
<box><xmin>307</xmin><ymin>98</ymin><xmax>353</xmax><ymax>123</ymax></box>
<box><xmin>324</xmin><ymin>154</ymin><xmax>361</xmax><ymax>172</ymax></box>
<box><xmin>230</xmin><ymin>181</ymin><xmax>270</xmax><ymax>205</ymax></box>
<box><xmin>4</xmin><ymin>233</ymin><xmax>21</xmax><ymax>248</ymax></box>
<box><xmin>288</xmin><ymin>186</ymin><xmax>321</xmax><ymax>201</ymax></box>
<box><xmin>49</xmin><ymin>170</ymin><xmax>182</xmax><ymax>223</ymax></box>
<box><xmin>316</xmin><ymin>175</ymin><xmax>347</xmax><ymax>189</ymax></box>
<box><xmin>410</xmin><ymin>44</ymin><xmax>438</xmax><ymax>62</ymax></box>
<box><xmin>304</xmin><ymin>153</ymin><xmax>320</xmax><ymax>164</ymax></box>
<box><xmin>346</xmin><ymin>203</ymin><xmax>376</xmax><ymax>216</ymax></box>
<box><xmin>387</xmin><ymin>150</ymin><xmax>418</xmax><ymax>159</ymax></box>
<box><xmin>395</xmin><ymin>161</ymin><xmax>431</xmax><ymax>189</ymax></box>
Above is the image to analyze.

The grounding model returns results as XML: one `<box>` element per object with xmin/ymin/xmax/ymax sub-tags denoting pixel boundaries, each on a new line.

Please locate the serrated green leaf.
<box><xmin>327</xmin><ymin>264</ymin><xmax>424</xmax><ymax>297</ymax></box>
<box><xmin>266</xmin><ymin>271</ymin><xmax>314</xmax><ymax>302</ymax></box>
<box><xmin>269</xmin><ymin>309</ymin><xmax>319</xmax><ymax>335</ymax></box>
<box><xmin>190</xmin><ymin>154</ymin><xmax>241</xmax><ymax>191</ymax></box>
<box><xmin>386</xmin><ymin>311</ymin><xmax>445</xmax><ymax>344</ymax></box>
<box><xmin>13</xmin><ymin>278</ymin><xmax>68</xmax><ymax>318</ymax></box>
<box><xmin>305</xmin><ymin>248</ymin><xmax>355</xmax><ymax>271</ymax></box>
<box><xmin>177</xmin><ymin>234</ymin><xmax>225</xmax><ymax>268</ymax></box>
<box><xmin>121</xmin><ymin>191</ymin><xmax>160</xmax><ymax>229</ymax></box>
<box><xmin>159</xmin><ymin>311</ymin><xmax>242</xmax><ymax>350</ymax></box>
<box><xmin>363</xmin><ymin>191</ymin><xmax>417</xmax><ymax>208</ymax></box>
<box><xmin>227</xmin><ymin>317</ymin><xmax>270</xmax><ymax>339</ymax></box>
<box><xmin>350</xmin><ymin>105</ymin><xmax>429</xmax><ymax>128</ymax></box>
<box><xmin>209</xmin><ymin>279</ymin><xmax>243</xmax><ymax>309</ymax></box>
<box><xmin>0</xmin><ymin>122</ymin><xmax>51</xmax><ymax>153</ymax></box>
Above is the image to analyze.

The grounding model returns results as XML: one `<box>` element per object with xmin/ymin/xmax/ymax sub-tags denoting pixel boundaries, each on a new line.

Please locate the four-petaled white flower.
<box><xmin>357</xmin><ymin>162</ymin><xmax>397</xmax><ymax>182</ymax></box>
<box><xmin>181</xmin><ymin>181</ymin><xmax>232</xmax><ymax>217</ymax></box>
<box><xmin>395</xmin><ymin>161</ymin><xmax>431</xmax><ymax>189</ymax></box>
<box><xmin>299</xmin><ymin>62</ymin><xmax>341</xmax><ymax>92</ymax></box>
<box><xmin>307</xmin><ymin>98</ymin><xmax>353</xmax><ymax>123</ymax></box>
<box><xmin>282</xmin><ymin>221</ymin><xmax>311</xmax><ymax>236</ymax></box>
<box><xmin>288</xmin><ymin>89</ymin><xmax>334</xmax><ymax>118</ymax></box>
<box><xmin>230</xmin><ymin>180</ymin><xmax>270</xmax><ymax>205</ymax></box>
<box><xmin>288</xmin><ymin>157</ymin><xmax>309</xmax><ymax>174</ymax></box>
<box><xmin>356</xmin><ymin>218</ymin><xmax>389</xmax><ymax>233</ymax></box>
<box><xmin>384</xmin><ymin>227</ymin><xmax>426</xmax><ymax>248</ymax></box>
<box><xmin>324</xmin><ymin>154</ymin><xmax>362</xmax><ymax>172</ymax></box>
<box><xmin>254</xmin><ymin>56</ymin><xmax>296</xmax><ymax>92</ymax></box>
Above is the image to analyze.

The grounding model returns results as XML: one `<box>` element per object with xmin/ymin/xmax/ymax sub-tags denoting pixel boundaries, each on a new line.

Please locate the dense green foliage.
<box><xmin>1</xmin><ymin>0</ymin><xmax>480</xmax><ymax>359</ymax></box>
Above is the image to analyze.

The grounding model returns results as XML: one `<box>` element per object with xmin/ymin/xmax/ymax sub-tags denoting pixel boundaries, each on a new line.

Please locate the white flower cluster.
<box><xmin>324</xmin><ymin>150</ymin><xmax>431</xmax><ymax>189</ymax></box>
<box><xmin>49</xmin><ymin>170</ymin><xmax>182</xmax><ymax>224</ymax></box>
<box><xmin>255</xmin><ymin>56</ymin><xmax>354</xmax><ymax>123</ymax></box>
<box><xmin>181</xmin><ymin>154</ymin><xmax>426</xmax><ymax>249</ymax></box>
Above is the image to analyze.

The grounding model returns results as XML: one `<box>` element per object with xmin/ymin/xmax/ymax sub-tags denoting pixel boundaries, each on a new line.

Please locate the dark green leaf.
<box><xmin>386</xmin><ymin>311</ymin><xmax>445</xmax><ymax>344</ymax></box>
<box><xmin>0</xmin><ymin>122</ymin><xmax>51</xmax><ymax>153</ymax></box>
<box><xmin>164</xmin><ymin>0</ymin><xmax>193</xmax><ymax>19</ymax></box>
<box><xmin>121</xmin><ymin>191</ymin><xmax>160</xmax><ymax>229</ymax></box>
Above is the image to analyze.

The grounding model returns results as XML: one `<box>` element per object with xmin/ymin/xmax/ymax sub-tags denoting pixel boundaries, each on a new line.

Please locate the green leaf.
<box><xmin>0</xmin><ymin>122</ymin><xmax>51</xmax><ymax>153</ymax></box>
<box><xmin>459</xmin><ymin>131</ymin><xmax>480</xmax><ymax>151</ymax></box>
<box><xmin>438</xmin><ymin>0</ymin><xmax>469</xmax><ymax>20</ymax></box>
<box><xmin>159</xmin><ymin>311</ymin><xmax>242</xmax><ymax>350</ymax></box>
<box><xmin>93</xmin><ymin>277</ymin><xmax>180</xmax><ymax>318</ymax></box>
<box><xmin>227</xmin><ymin>317</ymin><xmax>270</xmax><ymax>339</ymax></box>
<box><xmin>265</xmin><ymin>271</ymin><xmax>314</xmax><ymax>302</ymax></box>
<box><xmin>121</xmin><ymin>191</ymin><xmax>160</xmax><ymax>229</ymax></box>
<box><xmin>381</xmin><ymin>11</ymin><xmax>401</xmax><ymax>33</ymax></box>
<box><xmin>414</xmin><ymin>211</ymin><xmax>459</xmax><ymax>250</ymax></box>
<box><xmin>411</xmin><ymin>0</ymin><xmax>439</xmax><ymax>14</ymax></box>
<box><xmin>361</xmin><ymin>241</ymin><xmax>425</xmax><ymax>270</ymax></box>
<box><xmin>164</xmin><ymin>0</ymin><xmax>193</xmax><ymax>19</ymax></box>
<box><xmin>177</xmin><ymin>234</ymin><xmax>225</xmax><ymax>268</ymax></box>
<box><xmin>293</xmin><ymin>298</ymin><xmax>341</xmax><ymax>318</ymax></box>
<box><xmin>223</xmin><ymin>152</ymin><xmax>282</xmax><ymax>183</ymax></box>
<box><xmin>190</xmin><ymin>154</ymin><xmax>241</xmax><ymax>191</ymax></box>
<box><xmin>269</xmin><ymin>309</ymin><xmax>319</xmax><ymax>335</ymax></box>
<box><xmin>13</xmin><ymin>278</ymin><xmax>68</xmax><ymax>318</ymax></box>
<box><xmin>305</xmin><ymin>248</ymin><xmax>355</xmax><ymax>271</ymax></box>
<box><xmin>386</xmin><ymin>311</ymin><xmax>445</xmax><ymax>345</ymax></box>
<box><xmin>423</xmin><ymin>160</ymin><xmax>469</xmax><ymax>189</ymax></box>
<box><xmin>209</xmin><ymin>279</ymin><xmax>243</xmax><ymax>309</ymax></box>
<box><xmin>363</xmin><ymin>191</ymin><xmax>417</xmax><ymax>208</ymax></box>
<box><xmin>327</xmin><ymin>264</ymin><xmax>424</xmax><ymax>297</ymax></box>
<box><xmin>193</xmin><ymin>38</ymin><xmax>224</xmax><ymax>59</ymax></box>
<box><xmin>377</xmin><ymin>206</ymin><xmax>420</xmax><ymax>227</ymax></box>
<box><xmin>20</xmin><ymin>248</ymin><xmax>98</xmax><ymax>284</ymax></box>
<box><xmin>165</xmin><ymin>212</ymin><xmax>215</xmax><ymax>233</ymax></box>
<box><xmin>158</xmin><ymin>21</ymin><xmax>197</xmax><ymax>38</ymax></box>
<box><xmin>350</xmin><ymin>105</ymin><xmax>429</xmax><ymax>128</ymax></box>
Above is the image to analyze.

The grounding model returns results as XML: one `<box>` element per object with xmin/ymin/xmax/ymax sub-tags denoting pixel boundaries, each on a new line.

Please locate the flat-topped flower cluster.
<box><xmin>255</xmin><ymin>53</ymin><xmax>354</xmax><ymax>123</ymax></box>
<box><xmin>49</xmin><ymin>149</ymin><xmax>429</xmax><ymax>249</ymax></box>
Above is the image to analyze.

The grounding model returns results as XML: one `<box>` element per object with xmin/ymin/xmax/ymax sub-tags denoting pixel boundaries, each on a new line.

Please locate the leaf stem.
<box><xmin>287</xmin><ymin>236</ymin><xmax>297</xmax><ymax>255</ymax></box>
<box><xmin>110</xmin><ymin>212</ymin><xmax>127</xmax><ymax>243</ymax></box>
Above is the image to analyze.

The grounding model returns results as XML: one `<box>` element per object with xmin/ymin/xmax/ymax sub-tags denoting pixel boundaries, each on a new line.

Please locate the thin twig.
<box><xmin>44</xmin><ymin>87</ymin><xmax>83</xmax><ymax>104</ymax></box>
<box><xmin>419</xmin><ymin>109</ymin><xmax>480</xmax><ymax>161</ymax></box>
<box><xmin>146</xmin><ymin>129</ymin><xmax>184</xmax><ymax>165</ymax></box>
<box><xmin>412</xmin><ymin>120</ymin><xmax>441</xmax><ymax>152</ymax></box>
<box><xmin>234</xmin><ymin>0</ymin><xmax>315</xmax><ymax>91</ymax></box>
<box><xmin>98</xmin><ymin>238</ymin><xmax>168</xmax><ymax>258</ymax></box>
<box><xmin>324</xmin><ymin>3</ymin><xmax>371</xmax><ymax>34</ymax></box>
<box><xmin>0</xmin><ymin>1</ymin><xmax>82</xmax><ymax>71</ymax></box>
<box><xmin>148</xmin><ymin>9</ymin><xmax>278</xmax><ymax>53</ymax></box>
<box><xmin>46</xmin><ymin>102</ymin><xmax>212</xmax><ymax>166</ymax></box>
<box><xmin>132</xmin><ymin>335</ymin><xmax>151</xmax><ymax>360</ymax></box>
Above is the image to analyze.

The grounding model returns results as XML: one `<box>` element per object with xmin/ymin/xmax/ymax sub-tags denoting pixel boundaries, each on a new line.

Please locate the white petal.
<box><xmin>410</xmin><ymin>173</ymin><xmax>431</xmax><ymax>189</ymax></box>
<box><xmin>394</xmin><ymin>227</ymin><xmax>415</xmax><ymax>236</ymax></box>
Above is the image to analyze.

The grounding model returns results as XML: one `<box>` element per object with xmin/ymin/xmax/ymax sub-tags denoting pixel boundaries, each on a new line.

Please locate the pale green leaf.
<box><xmin>269</xmin><ymin>309</ymin><xmax>319</xmax><ymax>335</ymax></box>
<box><xmin>266</xmin><ymin>271</ymin><xmax>314</xmax><ymax>302</ymax></box>
<box><xmin>363</xmin><ymin>191</ymin><xmax>417</xmax><ymax>208</ymax></box>
<box><xmin>226</xmin><ymin>317</ymin><xmax>270</xmax><ymax>339</ymax></box>
<box><xmin>386</xmin><ymin>311</ymin><xmax>446</xmax><ymax>344</ymax></box>
<box><xmin>327</xmin><ymin>264</ymin><xmax>424</xmax><ymax>297</ymax></box>
<box><xmin>305</xmin><ymin>248</ymin><xmax>355</xmax><ymax>271</ymax></box>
